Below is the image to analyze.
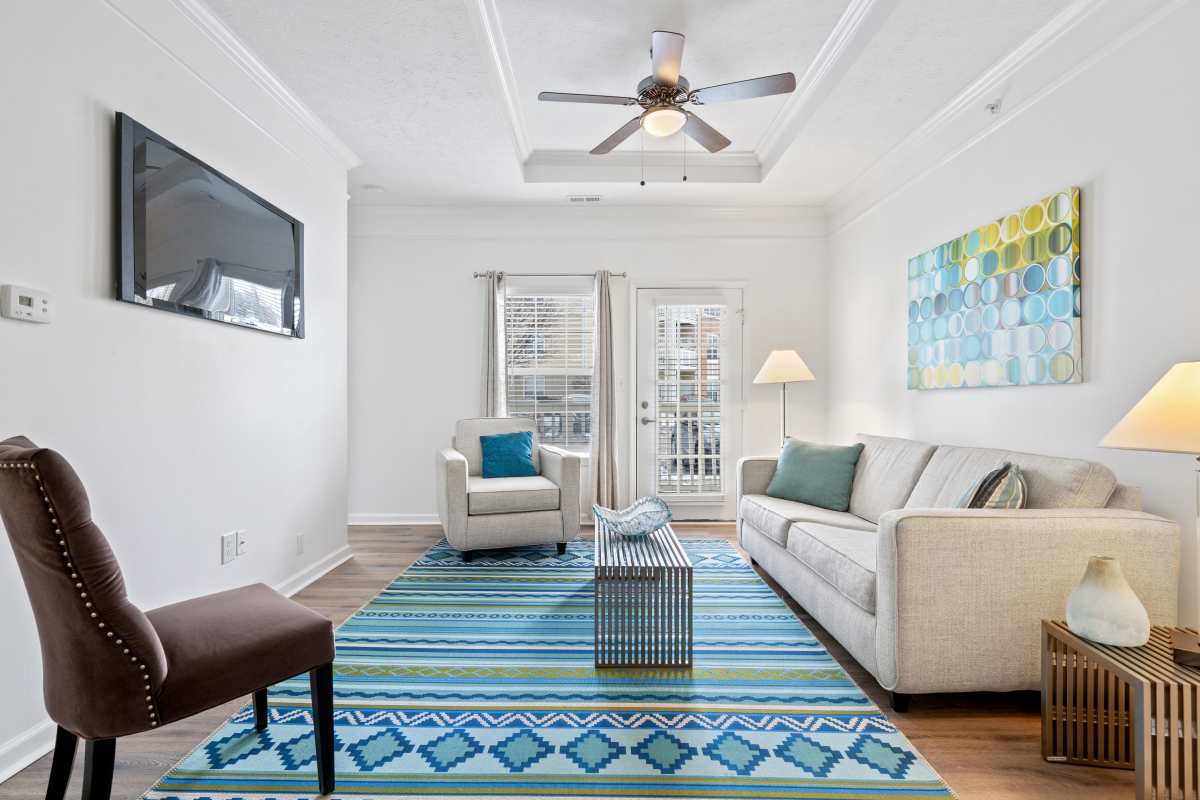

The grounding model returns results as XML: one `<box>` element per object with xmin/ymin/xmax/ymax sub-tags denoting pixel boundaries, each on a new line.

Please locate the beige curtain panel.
<box><xmin>591</xmin><ymin>270</ymin><xmax>618</xmax><ymax>508</ymax></box>
<box><xmin>481</xmin><ymin>271</ymin><xmax>505</xmax><ymax>416</ymax></box>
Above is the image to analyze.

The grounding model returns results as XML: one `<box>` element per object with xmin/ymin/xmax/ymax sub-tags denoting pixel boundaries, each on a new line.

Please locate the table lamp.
<box><xmin>1100</xmin><ymin>361</ymin><xmax>1200</xmax><ymax>665</ymax></box>
<box><xmin>753</xmin><ymin>350</ymin><xmax>815</xmax><ymax>445</ymax></box>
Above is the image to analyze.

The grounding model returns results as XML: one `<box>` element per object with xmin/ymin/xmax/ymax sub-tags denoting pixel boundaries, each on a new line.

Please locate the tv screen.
<box><xmin>116</xmin><ymin>112</ymin><xmax>304</xmax><ymax>337</ymax></box>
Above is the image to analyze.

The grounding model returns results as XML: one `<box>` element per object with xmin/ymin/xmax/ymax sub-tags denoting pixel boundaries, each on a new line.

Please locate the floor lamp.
<box><xmin>1100</xmin><ymin>361</ymin><xmax>1200</xmax><ymax>664</ymax></box>
<box><xmin>753</xmin><ymin>350</ymin><xmax>815</xmax><ymax>446</ymax></box>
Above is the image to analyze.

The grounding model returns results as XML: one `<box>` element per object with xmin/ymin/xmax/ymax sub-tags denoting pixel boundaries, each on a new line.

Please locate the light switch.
<box><xmin>1</xmin><ymin>285</ymin><xmax>53</xmax><ymax>323</ymax></box>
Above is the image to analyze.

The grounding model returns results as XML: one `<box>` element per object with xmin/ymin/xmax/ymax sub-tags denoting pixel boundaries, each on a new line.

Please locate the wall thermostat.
<box><xmin>1</xmin><ymin>285</ymin><xmax>53</xmax><ymax>323</ymax></box>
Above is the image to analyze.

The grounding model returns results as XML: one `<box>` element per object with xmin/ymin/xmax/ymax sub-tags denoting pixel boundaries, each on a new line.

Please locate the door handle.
<box><xmin>640</xmin><ymin>416</ymin><xmax>654</xmax><ymax>425</ymax></box>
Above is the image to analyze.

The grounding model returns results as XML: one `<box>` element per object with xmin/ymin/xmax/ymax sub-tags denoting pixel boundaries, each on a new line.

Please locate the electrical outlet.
<box><xmin>235</xmin><ymin>530</ymin><xmax>248</xmax><ymax>557</ymax></box>
<box><xmin>220</xmin><ymin>532</ymin><xmax>237</xmax><ymax>565</ymax></box>
<box><xmin>296</xmin><ymin>533</ymin><xmax>305</xmax><ymax>555</ymax></box>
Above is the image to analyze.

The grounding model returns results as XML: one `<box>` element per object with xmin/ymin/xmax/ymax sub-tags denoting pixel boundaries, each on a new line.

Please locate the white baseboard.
<box><xmin>0</xmin><ymin>546</ymin><xmax>354</xmax><ymax>783</ymax></box>
<box><xmin>0</xmin><ymin>718</ymin><xmax>56</xmax><ymax>784</ymax></box>
<box><xmin>347</xmin><ymin>513</ymin><xmax>440</xmax><ymax>526</ymax></box>
<box><xmin>274</xmin><ymin>544</ymin><xmax>353</xmax><ymax>598</ymax></box>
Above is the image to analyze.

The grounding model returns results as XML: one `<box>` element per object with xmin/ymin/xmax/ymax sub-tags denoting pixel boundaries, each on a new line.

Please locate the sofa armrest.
<box><xmin>736</xmin><ymin>456</ymin><xmax>778</xmax><ymax>544</ymax></box>
<box><xmin>436</xmin><ymin>448</ymin><xmax>469</xmax><ymax>549</ymax></box>
<box><xmin>737</xmin><ymin>456</ymin><xmax>778</xmax><ymax>500</ymax></box>
<box><xmin>874</xmin><ymin>507</ymin><xmax>1180</xmax><ymax>694</ymax></box>
<box><xmin>539</xmin><ymin>445</ymin><xmax>581</xmax><ymax>541</ymax></box>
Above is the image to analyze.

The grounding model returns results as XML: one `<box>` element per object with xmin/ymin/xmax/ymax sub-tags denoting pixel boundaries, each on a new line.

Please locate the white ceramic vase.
<box><xmin>1066</xmin><ymin>556</ymin><xmax>1150</xmax><ymax>647</ymax></box>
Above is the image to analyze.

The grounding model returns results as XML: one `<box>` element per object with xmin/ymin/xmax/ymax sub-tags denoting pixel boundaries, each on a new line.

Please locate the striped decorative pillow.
<box><xmin>957</xmin><ymin>462</ymin><xmax>1027</xmax><ymax>509</ymax></box>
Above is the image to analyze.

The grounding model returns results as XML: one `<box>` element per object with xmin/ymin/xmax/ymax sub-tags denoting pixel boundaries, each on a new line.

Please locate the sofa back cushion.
<box><xmin>455</xmin><ymin>417</ymin><xmax>540</xmax><ymax>476</ymax></box>
<box><xmin>849</xmin><ymin>434</ymin><xmax>937</xmax><ymax>523</ymax></box>
<box><xmin>906</xmin><ymin>444</ymin><xmax>1116</xmax><ymax>509</ymax></box>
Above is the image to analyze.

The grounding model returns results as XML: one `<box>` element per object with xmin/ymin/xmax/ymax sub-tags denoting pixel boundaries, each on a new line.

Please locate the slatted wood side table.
<box><xmin>593</xmin><ymin>516</ymin><xmax>692</xmax><ymax>668</ymax></box>
<box><xmin>1042</xmin><ymin>620</ymin><xmax>1200</xmax><ymax>799</ymax></box>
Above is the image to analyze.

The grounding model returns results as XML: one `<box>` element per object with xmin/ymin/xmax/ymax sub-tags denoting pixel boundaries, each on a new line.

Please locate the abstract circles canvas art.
<box><xmin>906</xmin><ymin>187</ymin><xmax>1081</xmax><ymax>390</ymax></box>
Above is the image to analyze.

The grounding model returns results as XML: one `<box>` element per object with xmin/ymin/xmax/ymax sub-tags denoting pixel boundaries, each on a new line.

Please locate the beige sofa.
<box><xmin>737</xmin><ymin>434</ymin><xmax>1180</xmax><ymax>709</ymax></box>
<box><xmin>436</xmin><ymin>417</ymin><xmax>581</xmax><ymax>559</ymax></box>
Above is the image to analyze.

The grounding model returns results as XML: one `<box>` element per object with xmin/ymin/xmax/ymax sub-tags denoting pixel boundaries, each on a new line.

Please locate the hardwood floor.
<box><xmin>0</xmin><ymin>523</ymin><xmax>1132</xmax><ymax>799</ymax></box>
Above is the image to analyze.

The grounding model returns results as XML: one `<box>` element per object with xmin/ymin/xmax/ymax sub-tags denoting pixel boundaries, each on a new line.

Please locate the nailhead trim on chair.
<box><xmin>1</xmin><ymin>461</ymin><xmax>160</xmax><ymax>727</ymax></box>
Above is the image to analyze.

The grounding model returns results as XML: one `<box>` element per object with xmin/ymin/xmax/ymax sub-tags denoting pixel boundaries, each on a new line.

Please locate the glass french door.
<box><xmin>635</xmin><ymin>288</ymin><xmax>742</xmax><ymax>519</ymax></box>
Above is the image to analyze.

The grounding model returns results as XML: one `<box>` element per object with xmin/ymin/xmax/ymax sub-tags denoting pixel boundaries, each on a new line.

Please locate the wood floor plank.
<box><xmin>0</xmin><ymin>523</ymin><xmax>1132</xmax><ymax>799</ymax></box>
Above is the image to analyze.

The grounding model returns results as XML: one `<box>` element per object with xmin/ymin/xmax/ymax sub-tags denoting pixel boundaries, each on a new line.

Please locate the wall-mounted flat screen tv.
<box><xmin>116</xmin><ymin>112</ymin><xmax>304</xmax><ymax>337</ymax></box>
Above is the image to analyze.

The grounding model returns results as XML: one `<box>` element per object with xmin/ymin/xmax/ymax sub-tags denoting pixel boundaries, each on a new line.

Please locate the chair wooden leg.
<box><xmin>45</xmin><ymin>726</ymin><xmax>77</xmax><ymax>800</ymax></box>
<box><xmin>253</xmin><ymin>687</ymin><xmax>269</xmax><ymax>731</ymax></box>
<box><xmin>890</xmin><ymin>691</ymin><xmax>911</xmax><ymax>712</ymax></box>
<box><xmin>556</xmin><ymin>542</ymin><xmax>567</xmax><ymax>555</ymax></box>
<box><xmin>82</xmin><ymin>738</ymin><xmax>115</xmax><ymax>800</ymax></box>
<box><xmin>309</xmin><ymin>662</ymin><xmax>335</xmax><ymax>796</ymax></box>
<box><xmin>461</xmin><ymin>550</ymin><xmax>473</xmax><ymax>563</ymax></box>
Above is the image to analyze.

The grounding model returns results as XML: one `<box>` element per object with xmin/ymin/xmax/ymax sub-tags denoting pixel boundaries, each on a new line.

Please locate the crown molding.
<box><xmin>349</xmin><ymin>204</ymin><xmax>827</xmax><ymax>240</ymax></box>
<box><xmin>466</xmin><ymin>0</ymin><xmax>533</xmax><ymax>163</ymax></box>
<box><xmin>166</xmin><ymin>0</ymin><xmax>361</xmax><ymax>169</ymax></box>
<box><xmin>523</xmin><ymin>149</ymin><xmax>762</xmax><ymax>184</ymax></box>
<box><xmin>754</xmin><ymin>0</ymin><xmax>897</xmax><ymax>178</ymax></box>
<box><xmin>827</xmin><ymin>0</ymin><xmax>1182</xmax><ymax>234</ymax></box>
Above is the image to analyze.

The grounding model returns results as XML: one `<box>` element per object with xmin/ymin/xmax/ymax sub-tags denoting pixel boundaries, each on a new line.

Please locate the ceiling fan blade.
<box><xmin>683</xmin><ymin>111</ymin><xmax>731</xmax><ymax>153</ymax></box>
<box><xmin>590</xmin><ymin>116</ymin><xmax>644</xmax><ymax>155</ymax></box>
<box><xmin>538</xmin><ymin>91</ymin><xmax>638</xmax><ymax>106</ymax></box>
<box><xmin>689</xmin><ymin>72</ymin><xmax>797</xmax><ymax>104</ymax></box>
<box><xmin>650</xmin><ymin>30</ymin><xmax>685</xmax><ymax>86</ymax></box>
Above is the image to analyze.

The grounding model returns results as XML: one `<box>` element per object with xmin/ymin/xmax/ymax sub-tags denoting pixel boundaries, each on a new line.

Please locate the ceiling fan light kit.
<box><xmin>538</xmin><ymin>30</ymin><xmax>797</xmax><ymax>164</ymax></box>
<box><xmin>641</xmin><ymin>106</ymin><xmax>686</xmax><ymax>137</ymax></box>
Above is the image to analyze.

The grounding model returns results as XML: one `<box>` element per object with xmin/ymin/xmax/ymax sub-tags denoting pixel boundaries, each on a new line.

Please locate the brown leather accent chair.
<box><xmin>0</xmin><ymin>437</ymin><xmax>337</xmax><ymax>799</ymax></box>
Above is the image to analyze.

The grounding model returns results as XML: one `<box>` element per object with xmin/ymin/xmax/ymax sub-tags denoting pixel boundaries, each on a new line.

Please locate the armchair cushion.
<box><xmin>148</xmin><ymin>583</ymin><xmax>333</xmax><ymax>725</ymax></box>
<box><xmin>468</xmin><ymin>475</ymin><xmax>560</xmax><ymax>515</ymax></box>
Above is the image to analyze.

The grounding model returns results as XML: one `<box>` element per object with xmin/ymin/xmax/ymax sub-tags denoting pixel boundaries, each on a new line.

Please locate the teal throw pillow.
<box><xmin>765</xmin><ymin>439</ymin><xmax>865</xmax><ymax>512</ymax></box>
<box><xmin>480</xmin><ymin>430</ymin><xmax>537</xmax><ymax>479</ymax></box>
<box><xmin>957</xmin><ymin>462</ymin><xmax>1027</xmax><ymax>509</ymax></box>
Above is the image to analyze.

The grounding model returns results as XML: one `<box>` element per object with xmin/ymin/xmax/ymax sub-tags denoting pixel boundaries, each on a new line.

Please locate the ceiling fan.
<box><xmin>538</xmin><ymin>30</ymin><xmax>796</xmax><ymax>155</ymax></box>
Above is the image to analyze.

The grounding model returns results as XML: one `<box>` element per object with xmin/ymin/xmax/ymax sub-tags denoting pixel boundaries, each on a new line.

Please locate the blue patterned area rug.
<box><xmin>144</xmin><ymin>538</ymin><xmax>954</xmax><ymax>798</ymax></box>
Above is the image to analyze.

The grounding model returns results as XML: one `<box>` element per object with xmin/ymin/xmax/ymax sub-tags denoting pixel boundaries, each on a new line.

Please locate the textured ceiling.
<box><xmin>203</xmin><ymin>0</ymin><xmax>1076</xmax><ymax>205</ymax></box>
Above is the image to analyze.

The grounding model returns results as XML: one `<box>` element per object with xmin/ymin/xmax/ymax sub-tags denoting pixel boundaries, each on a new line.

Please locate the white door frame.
<box><xmin>626</xmin><ymin>281</ymin><xmax>747</xmax><ymax>520</ymax></box>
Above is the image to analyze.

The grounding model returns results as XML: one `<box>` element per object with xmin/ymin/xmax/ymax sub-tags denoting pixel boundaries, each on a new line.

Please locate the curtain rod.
<box><xmin>472</xmin><ymin>271</ymin><xmax>627</xmax><ymax>278</ymax></box>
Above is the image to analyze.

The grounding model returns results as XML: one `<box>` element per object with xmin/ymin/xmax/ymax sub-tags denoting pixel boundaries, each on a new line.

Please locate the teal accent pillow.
<box><xmin>765</xmin><ymin>439</ymin><xmax>865</xmax><ymax>512</ymax></box>
<box><xmin>480</xmin><ymin>431</ymin><xmax>537</xmax><ymax>479</ymax></box>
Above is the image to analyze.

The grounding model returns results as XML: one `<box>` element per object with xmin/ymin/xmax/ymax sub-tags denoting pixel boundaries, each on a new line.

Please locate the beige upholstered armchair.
<box><xmin>436</xmin><ymin>417</ymin><xmax>581</xmax><ymax>560</ymax></box>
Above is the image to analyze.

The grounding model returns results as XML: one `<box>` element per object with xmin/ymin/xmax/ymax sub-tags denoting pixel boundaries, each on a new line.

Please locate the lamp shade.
<box><xmin>753</xmin><ymin>350</ymin><xmax>815</xmax><ymax>384</ymax></box>
<box><xmin>1100</xmin><ymin>362</ymin><xmax>1200</xmax><ymax>454</ymax></box>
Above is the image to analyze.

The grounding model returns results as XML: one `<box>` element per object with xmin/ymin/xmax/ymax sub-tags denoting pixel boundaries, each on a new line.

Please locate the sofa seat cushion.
<box><xmin>740</xmin><ymin>494</ymin><xmax>875</xmax><ymax>547</ymax></box>
<box><xmin>786</xmin><ymin>523</ymin><xmax>878</xmax><ymax>614</ymax></box>
<box><xmin>906</xmin><ymin>444</ymin><xmax>1116</xmax><ymax>510</ymax></box>
<box><xmin>468</xmin><ymin>475</ymin><xmax>560</xmax><ymax>515</ymax></box>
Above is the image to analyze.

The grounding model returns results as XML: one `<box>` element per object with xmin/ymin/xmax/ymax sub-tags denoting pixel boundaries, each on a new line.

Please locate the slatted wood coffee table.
<box><xmin>1042</xmin><ymin>620</ymin><xmax>1200</xmax><ymax>799</ymax></box>
<box><xmin>593</xmin><ymin>515</ymin><xmax>692</xmax><ymax>668</ymax></box>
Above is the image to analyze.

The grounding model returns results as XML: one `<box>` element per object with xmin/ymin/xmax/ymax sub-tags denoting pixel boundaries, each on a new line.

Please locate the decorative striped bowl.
<box><xmin>592</xmin><ymin>496</ymin><xmax>672</xmax><ymax>538</ymax></box>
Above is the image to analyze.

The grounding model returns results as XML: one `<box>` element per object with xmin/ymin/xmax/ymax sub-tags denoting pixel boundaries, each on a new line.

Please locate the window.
<box><xmin>655</xmin><ymin>304</ymin><xmax>724</xmax><ymax>494</ymax></box>
<box><xmin>504</xmin><ymin>291</ymin><xmax>594</xmax><ymax>453</ymax></box>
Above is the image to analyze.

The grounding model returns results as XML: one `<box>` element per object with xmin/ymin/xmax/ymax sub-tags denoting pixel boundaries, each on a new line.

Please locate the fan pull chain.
<box><xmin>682</xmin><ymin>132</ymin><xmax>687</xmax><ymax>182</ymax></box>
<box><xmin>640</xmin><ymin>127</ymin><xmax>645</xmax><ymax>186</ymax></box>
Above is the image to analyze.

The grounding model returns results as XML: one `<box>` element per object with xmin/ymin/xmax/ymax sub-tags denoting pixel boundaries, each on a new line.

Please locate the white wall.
<box><xmin>825</xmin><ymin>5</ymin><xmax>1200</xmax><ymax>624</ymax></box>
<box><xmin>0</xmin><ymin>0</ymin><xmax>351</xmax><ymax>777</ymax></box>
<box><xmin>348</xmin><ymin>206</ymin><xmax>828</xmax><ymax>522</ymax></box>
